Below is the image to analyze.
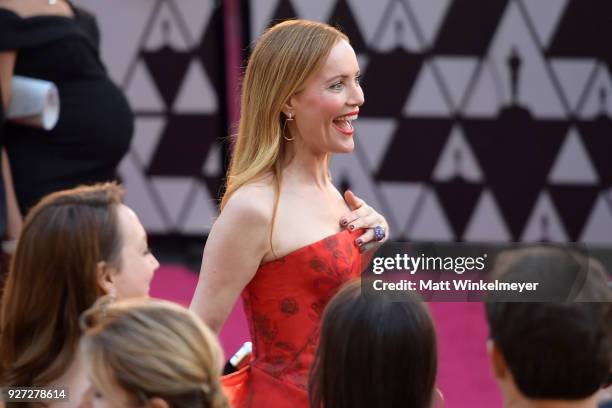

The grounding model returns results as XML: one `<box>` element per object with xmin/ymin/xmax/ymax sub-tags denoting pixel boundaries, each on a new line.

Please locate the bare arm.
<box><xmin>2</xmin><ymin>149</ymin><xmax>22</xmax><ymax>239</ymax></box>
<box><xmin>0</xmin><ymin>51</ymin><xmax>23</xmax><ymax>239</ymax></box>
<box><xmin>0</xmin><ymin>51</ymin><xmax>15</xmax><ymax>111</ymax></box>
<box><xmin>190</xmin><ymin>187</ymin><xmax>272</xmax><ymax>334</ymax></box>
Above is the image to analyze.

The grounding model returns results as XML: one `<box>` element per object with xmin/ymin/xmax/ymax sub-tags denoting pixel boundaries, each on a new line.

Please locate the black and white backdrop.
<box><xmin>79</xmin><ymin>0</ymin><xmax>612</xmax><ymax>245</ymax></box>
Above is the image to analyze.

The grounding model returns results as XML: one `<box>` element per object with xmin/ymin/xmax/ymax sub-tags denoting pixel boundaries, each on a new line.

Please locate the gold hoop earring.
<box><xmin>283</xmin><ymin>112</ymin><xmax>295</xmax><ymax>141</ymax></box>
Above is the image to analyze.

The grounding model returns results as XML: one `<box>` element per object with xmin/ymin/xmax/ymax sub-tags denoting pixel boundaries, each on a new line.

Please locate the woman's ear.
<box><xmin>147</xmin><ymin>397</ymin><xmax>170</xmax><ymax>408</ymax></box>
<box><xmin>282</xmin><ymin>96</ymin><xmax>297</xmax><ymax>119</ymax></box>
<box><xmin>96</xmin><ymin>261</ymin><xmax>116</xmax><ymax>297</ymax></box>
<box><xmin>486</xmin><ymin>339</ymin><xmax>508</xmax><ymax>379</ymax></box>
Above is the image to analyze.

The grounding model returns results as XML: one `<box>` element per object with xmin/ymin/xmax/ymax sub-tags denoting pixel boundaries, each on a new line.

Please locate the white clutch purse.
<box><xmin>6</xmin><ymin>75</ymin><xmax>60</xmax><ymax>130</ymax></box>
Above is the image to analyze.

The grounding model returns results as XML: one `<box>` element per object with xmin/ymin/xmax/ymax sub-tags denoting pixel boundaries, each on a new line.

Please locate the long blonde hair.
<box><xmin>80</xmin><ymin>298</ymin><xmax>229</xmax><ymax>408</ymax></box>
<box><xmin>221</xmin><ymin>19</ymin><xmax>347</xmax><ymax>217</ymax></box>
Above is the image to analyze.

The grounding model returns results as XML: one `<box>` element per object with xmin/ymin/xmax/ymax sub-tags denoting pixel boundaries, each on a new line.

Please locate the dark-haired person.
<box><xmin>309</xmin><ymin>279</ymin><xmax>440</xmax><ymax>408</ymax></box>
<box><xmin>0</xmin><ymin>183</ymin><xmax>159</xmax><ymax>406</ymax></box>
<box><xmin>485</xmin><ymin>247</ymin><xmax>612</xmax><ymax>408</ymax></box>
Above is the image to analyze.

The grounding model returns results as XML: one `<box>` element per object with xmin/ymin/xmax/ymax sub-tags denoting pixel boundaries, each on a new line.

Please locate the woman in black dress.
<box><xmin>0</xmin><ymin>0</ymin><xmax>133</xmax><ymax>233</ymax></box>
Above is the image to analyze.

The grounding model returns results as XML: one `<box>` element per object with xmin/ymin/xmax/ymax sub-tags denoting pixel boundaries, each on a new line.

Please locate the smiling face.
<box><xmin>286</xmin><ymin>39</ymin><xmax>364</xmax><ymax>154</ymax></box>
<box><xmin>112</xmin><ymin>204</ymin><xmax>160</xmax><ymax>300</ymax></box>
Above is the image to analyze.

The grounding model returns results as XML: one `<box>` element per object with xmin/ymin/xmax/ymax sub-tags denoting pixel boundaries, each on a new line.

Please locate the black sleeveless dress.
<box><xmin>0</xmin><ymin>2</ymin><xmax>133</xmax><ymax>214</ymax></box>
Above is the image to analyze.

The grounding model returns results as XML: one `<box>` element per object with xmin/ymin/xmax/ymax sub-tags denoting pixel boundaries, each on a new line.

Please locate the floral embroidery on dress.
<box><xmin>228</xmin><ymin>230</ymin><xmax>361</xmax><ymax>407</ymax></box>
<box><xmin>324</xmin><ymin>235</ymin><xmax>345</xmax><ymax>261</ymax></box>
<box><xmin>309</xmin><ymin>257</ymin><xmax>329</xmax><ymax>274</ymax></box>
<box><xmin>252</xmin><ymin>313</ymin><xmax>278</xmax><ymax>344</ymax></box>
<box><xmin>279</xmin><ymin>297</ymin><xmax>299</xmax><ymax>315</ymax></box>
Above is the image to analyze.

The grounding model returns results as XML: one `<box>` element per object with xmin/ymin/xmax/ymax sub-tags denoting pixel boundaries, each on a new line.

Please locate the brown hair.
<box><xmin>486</xmin><ymin>247</ymin><xmax>612</xmax><ymax>399</ymax></box>
<box><xmin>80</xmin><ymin>298</ymin><xmax>230</xmax><ymax>408</ymax></box>
<box><xmin>0</xmin><ymin>182</ymin><xmax>124</xmax><ymax>387</ymax></box>
<box><xmin>309</xmin><ymin>279</ymin><xmax>438</xmax><ymax>408</ymax></box>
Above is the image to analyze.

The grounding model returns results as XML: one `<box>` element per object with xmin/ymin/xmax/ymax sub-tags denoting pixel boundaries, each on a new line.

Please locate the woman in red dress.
<box><xmin>190</xmin><ymin>19</ymin><xmax>389</xmax><ymax>408</ymax></box>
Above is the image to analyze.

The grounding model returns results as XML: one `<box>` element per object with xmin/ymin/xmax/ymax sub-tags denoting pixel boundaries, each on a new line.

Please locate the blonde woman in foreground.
<box><xmin>79</xmin><ymin>298</ymin><xmax>229</xmax><ymax>408</ymax></box>
<box><xmin>191</xmin><ymin>19</ymin><xmax>389</xmax><ymax>408</ymax></box>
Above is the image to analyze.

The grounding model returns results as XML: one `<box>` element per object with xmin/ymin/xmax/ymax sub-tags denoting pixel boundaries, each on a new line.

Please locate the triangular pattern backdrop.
<box><xmin>80</xmin><ymin>0</ymin><xmax>225</xmax><ymax>235</ymax></box>
<box><xmin>79</xmin><ymin>0</ymin><xmax>612</xmax><ymax>244</ymax></box>
<box><xmin>249</xmin><ymin>0</ymin><xmax>612</xmax><ymax>244</ymax></box>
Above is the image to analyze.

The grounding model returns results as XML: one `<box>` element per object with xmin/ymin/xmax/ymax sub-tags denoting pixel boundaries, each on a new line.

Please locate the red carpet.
<box><xmin>150</xmin><ymin>265</ymin><xmax>502</xmax><ymax>407</ymax></box>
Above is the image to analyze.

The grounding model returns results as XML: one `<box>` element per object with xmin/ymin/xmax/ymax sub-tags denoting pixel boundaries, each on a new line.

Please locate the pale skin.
<box><xmin>0</xmin><ymin>0</ymin><xmax>74</xmax><ymax>240</ymax></box>
<box><xmin>96</xmin><ymin>204</ymin><xmax>161</xmax><ymax>299</ymax></box>
<box><xmin>190</xmin><ymin>39</ymin><xmax>389</xmax><ymax>334</ymax></box>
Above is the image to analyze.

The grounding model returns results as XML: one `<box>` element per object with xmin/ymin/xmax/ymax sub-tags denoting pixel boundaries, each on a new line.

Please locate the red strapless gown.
<box><xmin>222</xmin><ymin>229</ymin><xmax>362</xmax><ymax>407</ymax></box>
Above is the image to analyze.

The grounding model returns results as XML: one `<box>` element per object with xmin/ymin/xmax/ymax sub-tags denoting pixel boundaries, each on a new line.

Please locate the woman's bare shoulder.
<box><xmin>0</xmin><ymin>0</ymin><xmax>36</xmax><ymax>15</ymax></box>
<box><xmin>222</xmin><ymin>178</ymin><xmax>275</xmax><ymax>225</ymax></box>
<box><xmin>0</xmin><ymin>0</ymin><xmax>72</xmax><ymax>18</ymax></box>
<box><xmin>0</xmin><ymin>0</ymin><xmax>17</xmax><ymax>12</ymax></box>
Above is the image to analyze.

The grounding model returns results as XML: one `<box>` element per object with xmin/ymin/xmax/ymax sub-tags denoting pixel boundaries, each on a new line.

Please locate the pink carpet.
<box><xmin>429</xmin><ymin>302</ymin><xmax>503</xmax><ymax>407</ymax></box>
<box><xmin>149</xmin><ymin>264</ymin><xmax>250</xmax><ymax>358</ymax></box>
<box><xmin>150</xmin><ymin>265</ymin><xmax>502</xmax><ymax>407</ymax></box>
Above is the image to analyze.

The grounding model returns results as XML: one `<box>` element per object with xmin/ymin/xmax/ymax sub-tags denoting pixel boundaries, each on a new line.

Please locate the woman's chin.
<box><xmin>332</xmin><ymin>140</ymin><xmax>355</xmax><ymax>154</ymax></box>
